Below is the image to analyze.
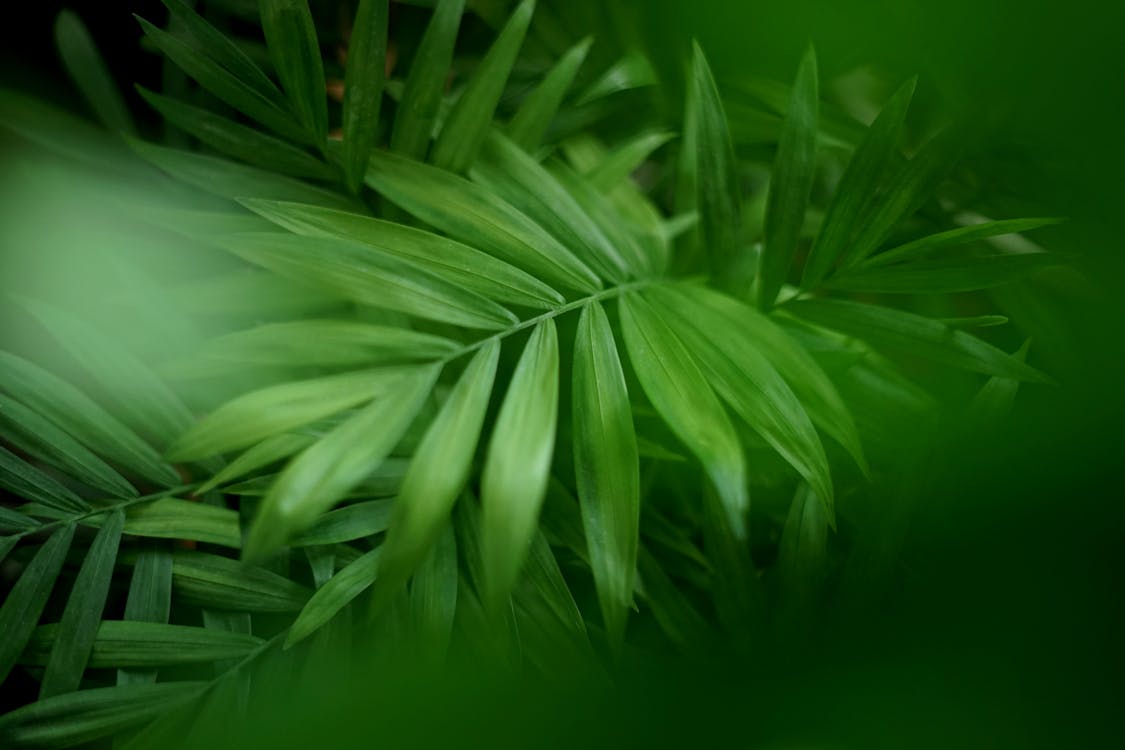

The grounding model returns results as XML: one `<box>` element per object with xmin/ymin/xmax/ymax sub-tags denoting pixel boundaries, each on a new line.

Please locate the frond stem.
<box><xmin>6</xmin><ymin>483</ymin><xmax>202</xmax><ymax>542</ymax></box>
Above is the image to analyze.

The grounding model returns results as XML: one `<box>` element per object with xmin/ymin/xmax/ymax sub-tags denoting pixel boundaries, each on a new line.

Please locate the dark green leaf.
<box><xmin>861</xmin><ymin>217</ymin><xmax>1064</xmax><ymax>269</ymax></box>
<box><xmin>828</xmin><ymin>252</ymin><xmax>1064</xmax><ymax>294</ymax></box>
<box><xmin>54</xmin><ymin>11</ymin><xmax>135</xmax><ymax>134</ymax></box>
<box><xmin>0</xmin><ymin>446</ymin><xmax>86</xmax><ymax>513</ymax></box>
<box><xmin>507</xmin><ymin>36</ymin><xmax>591</xmax><ymax>151</ymax></box>
<box><xmin>259</xmin><ymin>0</ymin><xmax>328</xmax><ymax>141</ymax></box>
<box><xmin>171</xmin><ymin>550</ymin><xmax>310</xmax><ymax>612</ymax></box>
<box><xmin>25</xmin><ymin>620</ymin><xmax>261</xmax><ymax>668</ymax></box>
<box><xmin>118</xmin><ymin>541</ymin><xmax>173</xmax><ymax>685</ymax></box>
<box><xmin>343</xmin><ymin>0</ymin><xmax>389</xmax><ymax>191</ymax></box>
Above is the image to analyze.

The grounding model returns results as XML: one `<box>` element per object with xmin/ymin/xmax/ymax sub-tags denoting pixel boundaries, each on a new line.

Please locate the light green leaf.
<box><xmin>759</xmin><ymin>46</ymin><xmax>818</xmax><ymax>308</ymax></box>
<box><xmin>688</xmin><ymin>42</ymin><xmax>744</xmax><ymax>291</ymax></box>
<box><xmin>170</xmin><ymin>550</ymin><xmax>310</xmax><ymax>612</ymax></box>
<box><xmin>259</xmin><ymin>0</ymin><xmax>328</xmax><ymax>141</ymax></box>
<box><xmin>861</xmin><ymin>217</ymin><xmax>1064</xmax><ymax>269</ymax></box>
<box><xmin>431</xmin><ymin>0</ymin><xmax>534</xmax><ymax>172</ymax></box>
<box><xmin>480</xmin><ymin>320</ymin><xmax>559</xmax><ymax>612</ymax></box>
<box><xmin>197</xmin><ymin>434</ymin><xmax>317</xmax><ymax>494</ymax></box>
<box><xmin>587</xmin><ymin>131</ymin><xmax>676</xmax><ymax>191</ymax></box>
<box><xmin>123</xmin><ymin>498</ymin><xmax>241</xmax><ymax>549</ymax></box>
<box><xmin>575</xmin><ymin>51</ymin><xmax>656</xmax><ymax>105</ymax></box>
<box><xmin>507</xmin><ymin>36</ymin><xmax>591</xmax><ymax>151</ymax></box>
<box><xmin>0</xmin><ymin>353</ymin><xmax>179</xmax><ymax>487</ymax></box>
<box><xmin>39</xmin><ymin>511</ymin><xmax>124</xmax><ymax>698</ymax></box>
<box><xmin>373</xmin><ymin>341</ymin><xmax>498</xmax><ymax>610</ymax></box>
<box><xmin>0</xmin><ymin>682</ymin><xmax>204</xmax><ymax>750</ymax></box>
<box><xmin>802</xmin><ymin>77</ymin><xmax>916</xmax><ymax>287</ymax></box>
<box><xmin>572</xmin><ymin>301</ymin><xmax>640</xmax><ymax>647</ymax></box>
<box><xmin>54</xmin><ymin>11</ymin><xmax>135</xmax><ymax>134</ymax></box>
<box><xmin>619</xmin><ymin>293</ymin><xmax>748</xmax><ymax>536</ymax></box>
<box><xmin>365</xmin><ymin>149</ymin><xmax>602</xmax><ymax>293</ymax></box>
<box><xmin>391</xmin><ymin>0</ymin><xmax>465</xmax><ymax>159</ymax></box>
<box><xmin>289</xmin><ymin>499</ymin><xmax>395</xmax><ymax>546</ymax></box>
<box><xmin>136</xmin><ymin>86</ymin><xmax>334</xmax><ymax>180</ymax></box>
<box><xmin>244</xmin><ymin>366</ymin><xmax>439</xmax><ymax>561</ymax></box>
<box><xmin>343</xmin><ymin>0</ymin><xmax>389</xmax><ymax>191</ymax></box>
<box><xmin>0</xmin><ymin>447</ymin><xmax>86</xmax><ymax>514</ymax></box>
<box><xmin>286</xmin><ymin>547</ymin><xmax>381</xmax><ymax>647</ymax></box>
<box><xmin>217</xmin><ymin>232</ymin><xmax>517</xmax><ymax>330</ymax></box>
<box><xmin>786</xmin><ymin>298</ymin><xmax>1054</xmax><ymax>382</ymax></box>
<box><xmin>827</xmin><ymin>252</ymin><xmax>1064</xmax><ymax>294</ymax></box>
<box><xmin>240</xmin><ymin>199</ymin><xmax>563</xmax><ymax>309</ymax></box>
<box><xmin>24</xmin><ymin>621</ymin><xmax>262</xmax><ymax>668</ymax></box>
<box><xmin>168</xmin><ymin>368</ymin><xmax>407</xmax><ymax>461</ymax></box>
<box><xmin>0</xmin><ymin>524</ymin><xmax>75</xmax><ymax>685</ymax></box>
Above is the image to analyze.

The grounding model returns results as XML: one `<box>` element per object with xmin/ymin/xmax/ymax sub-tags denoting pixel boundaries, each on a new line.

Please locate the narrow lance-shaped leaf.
<box><xmin>40</xmin><ymin>511</ymin><xmax>124</xmax><ymax>698</ymax></box>
<box><xmin>410</xmin><ymin>524</ymin><xmax>458</xmax><ymax>655</ymax></box>
<box><xmin>54</xmin><ymin>10</ymin><xmax>135</xmax><ymax>134</ymax></box>
<box><xmin>118</xmin><ymin>540</ymin><xmax>173</xmax><ymax>686</ymax></box>
<box><xmin>171</xmin><ymin>550</ymin><xmax>311</xmax><ymax>612</ymax></box>
<box><xmin>826</xmin><ymin>251</ymin><xmax>1064</xmax><ymax>294</ymax></box>
<box><xmin>259</xmin><ymin>0</ymin><xmax>328</xmax><ymax>142</ymax></box>
<box><xmin>373</xmin><ymin>340</ymin><xmax>499</xmax><ymax>613</ymax></box>
<box><xmin>244</xmin><ymin>366</ymin><xmax>440</xmax><ymax>561</ymax></box>
<box><xmin>240</xmin><ymin>198</ymin><xmax>564</xmax><ymax>309</ymax></box>
<box><xmin>587</xmin><ymin>131</ymin><xmax>677</xmax><ymax>192</ymax></box>
<box><xmin>572</xmin><ymin>301</ymin><xmax>640</xmax><ymax>647</ymax></box>
<box><xmin>507</xmin><ymin>36</ymin><xmax>591</xmax><ymax>151</ymax></box>
<box><xmin>287</xmin><ymin>548</ymin><xmax>381</xmax><ymax>648</ymax></box>
<box><xmin>431</xmin><ymin>0</ymin><xmax>534</xmax><ymax>172</ymax></box>
<box><xmin>197</xmin><ymin>433</ymin><xmax>316</xmax><ymax>494</ymax></box>
<box><xmin>687</xmin><ymin>42</ymin><xmax>744</xmax><ymax>291</ymax></box>
<box><xmin>24</xmin><ymin>621</ymin><xmax>262</xmax><ymax>668</ymax></box>
<box><xmin>123</xmin><ymin>498</ymin><xmax>241</xmax><ymax>549</ymax></box>
<box><xmin>759</xmin><ymin>45</ymin><xmax>818</xmax><ymax>308</ymax></box>
<box><xmin>860</xmin><ymin>217</ymin><xmax>1064</xmax><ymax>269</ymax></box>
<box><xmin>802</xmin><ymin>76</ymin><xmax>916</xmax><ymax>288</ymax></box>
<box><xmin>391</xmin><ymin>0</ymin><xmax>466</xmax><ymax>159</ymax></box>
<box><xmin>0</xmin><ymin>524</ymin><xmax>76</xmax><ymax>685</ymax></box>
<box><xmin>619</xmin><ymin>294</ymin><xmax>749</xmax><ymax>536</ymax></box>
<box><xmin>289</xmin><ymin>499</ymin><xmax>394</xmax><ymax>546</ymax></box>
<box><xmin>343</xmin><ymin>0</ymin><xmax>389</xmax><ymax>192</ymax></box>
<box><xmin>0</xmin><ymin>446</ymin><xmax>86</xmax><ymax>513</ymax></box>
<box><xmin>480</xmin><ymin>320</ymin><xmax>559</xmax><ymax>613</ymax></box>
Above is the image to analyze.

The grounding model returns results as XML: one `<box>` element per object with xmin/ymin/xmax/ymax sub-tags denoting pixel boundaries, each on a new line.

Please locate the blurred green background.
<box><xmin>1</xmin><ymin>0</ymin><xmax>1122</xmax><ymax>746</ymax></box>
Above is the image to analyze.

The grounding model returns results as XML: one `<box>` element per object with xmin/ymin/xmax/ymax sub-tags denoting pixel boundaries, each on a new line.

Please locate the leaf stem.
<box><xmin>5</xmin><ymin>484</ymin><xmax>202</xmax><ymax>542</ymax></box>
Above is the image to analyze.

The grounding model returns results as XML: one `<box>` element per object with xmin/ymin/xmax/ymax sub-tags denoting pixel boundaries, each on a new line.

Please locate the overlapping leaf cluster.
<box><xmin>0</xmin><ymin>1</ymin><xmax>1061</xmax><ymax>746</ymax></box>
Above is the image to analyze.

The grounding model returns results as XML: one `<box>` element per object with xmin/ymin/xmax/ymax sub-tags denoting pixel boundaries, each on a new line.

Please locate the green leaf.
<box><xmin>802</xmin><ymin>77</ymin><xmax>916</xmax><ymax>287</ymax></box>
<box><xmin>365</xmin><ymin>150</ymin><xmax>602</xmax><ymax>293</ymax></box>
<box><xmin>657</xmin><ymin>282</ymin><xmax>866</xmax><ymax>475</ymax></box>
<box><xmin>373</xmin><ymin>341</ymin><xmax>499</xmax><ymax>609</ymax></box>
<box><xmin>118</xmin><ymin>541</ymin><xmax>173</xmax><ymax>686</ymax></box>
<box><xmin>827</xmin><ymin>252</ymin><xmax>1064</xmax><ymax>294</ymax></box>
<box><xmin>786</xmin><ymin>298</ymin><xmax>1054</xmax><ymax>382</ymax></box>
<box><xmin>410</xmin><ymin>524</ymin><xmax>458</xmax><ymax>653</ymax></box>
<box><xmin>39</xmin><ymin>511</ymin><xmax>124</xmax><ymax>698</ymax></box>
<box><xmin>170</xmin><ymin>550</ymin><xmax>310</xmax><ymax>612</ymax></box>
<box><xmin>197</xmin><ymin>434</ymin><xmax>316</xmax><ymax>495</ymax></box>
<box><xmin>860</xmin><ymin>217</ymin><xmax>1064</xmax><ymax>269</ymax></box>
<box><xmin>968</xmin><ymin>340</ymin><xmax>1031</xmax><ymax>431</ymax></box>
<box><xmin>128</xmin><ymin>138</ymin><xmax>355</xmax><ymax>210</ymax></box>
<box><xmin>619</xmin><ymin>293</ymin><xmax>749</xmax><ymax>536</ymax></box>
<box><xmin>575</xmin><ymin>51</ymin><xmax>657</xmax><ymax>105</ymax></box>
<box><xmin>471</xmin><ymin>132</ymin><xmax>635</xmax><ymax>283</ymax></box>
<box><xmin>0</xmin><ymin>682</ymin><xmax>204</xmax><ymax>750</ymax></box>
<box><xmin>507</xmin><ymin>36</ymin><xmax>591</xmax><ymax>151</ymax></box>
<box><xmin>123</xmin><ymin>498</ymin><xmax>241</xmax><ymax>549</ymax></box>
<box><xmin>776</xmin><ymin>483</ymin><xmax>830</xmax><ymax>623</ymax></box>
<box><xmin>136</xmin><ymin>86</ymin><xmax>334</xmax><ymax>180</ymax></box>
<box><xmin>636</xmin><ymin>548</ymin><xmax>711</xmax><ymax>647</ymax></box>
<box><xmin>244</xmin><ymin>367</ymin><xmax>439</xmax><ymax>561</ymax></box>
<box><xmin>572</xmin><ymin>301</ymin><xmax>640</xmax><ymax>647</ymax></box>
<box><xmin>54</xmin><ymin>11</ymin><xmax>135</xmax><ymax>134</ymax></box>
<box><xmin>391</xmin><ymin>0</ymin><xmax>466</xmax><ymax>159</ymax></box>
<box><xmin>0</xmin><ymin>447</ymin><xmax>87</xmax><ymax>513</ymax></box>
<box><xmin>259</xmin><ymin>0</ymin><xmax>328</xmax><ymax>142</ymax></box>
<box><xmin>587</xmin><ymin>131</ymin><xmax>676</xmax><ymax>191</ymax></box>
<box><xmin>287</xmin><ymin>547</ymin><xmax>381</xmax><ymax>648</ymax></box>
<box><xmin>758</xmin><ymin>46</ymin><xmax>818</xmax><ymax>308</ymax></box>
<box><xmin>480</xmin><ymin>320</ymin><xmax>559</xmax><ymax>612</ymax></box>
<box><xmin>167</xmin><ymin>368</ymin><xmax>408</xmax><ymax>461</ymax></box>
<box><xmin>0</xmin><ymin>524</ymin><xmax>75</xmax><ymax>685</ymax></box>
<box><xmin>240</xmin><ymin>199</ymin><xmax>563</xmax><ymax>309</ymax></box>
<box><xmin>0</xmin><ymin>353</ymin><xmax>179</xmax><ymax>487</ymax></box>
<box><xmin>289</xmin><ymin>499</ymin><xmax>395</xmax><ymax>546</ymax></box>
<box><xmin>511</xmin><ymin>530</ymin><xmax>589</xmax><ymax>661</ymax></box>
<box><xmin>136</xmin><ymin>16</ymin><xmax>306</xmax><ymax>143</ymax></box>
<box><xmin>343</xmin><ymin>0</ymin><xmax>389</xmax><ymax>191</ymax></box>
<box><xmin>687</xmin><ymin>42</ymin><xmax>744</xmax><ymax>291</ymax></box>
<box><xmin>217</xmin><ymin>232</ymin><xmax>517</xmax><ymax>330</ymax></box>
<box><xmin>431</xmin><ymin>0</ymin><xmax>534</xmax><ymax>172</ymax></box>
<box><xmin>0</xmin><ymin>394</ymin><xmax>136</xmax><ymax>499</ymax></box>
<box><xmin>2</xmin><ymin>508</ymin><xmax>39</xmax><ymax>534</ymax></box>
<box><xmin>24</xmin><ymin>621</ymin><xmax>262</xmax><ymax>668</ymax></box>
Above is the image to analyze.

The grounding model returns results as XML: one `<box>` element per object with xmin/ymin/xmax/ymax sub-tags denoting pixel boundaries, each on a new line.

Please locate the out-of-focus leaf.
<box><xmin>391</xmin><ymin>0</ymin><xmax>465</xmax><ymax>159</ymax></box>
<box><xmin>197</xmin><ymin>434</ymin><xmax>316</xmax><ymax>493</ymax></box>
<box><xmin>216</xmin><ymin>232</ymin><xmax>517</xmax><ymax>330</ymax></box>
<box><xmin>431</xmin><ymin>0</ymin><xmax>534</xmax><ymax>172</ymax></box>
<box><xmin>576</xmin><ymin>51</ymin><xmax>656</xmax><ymax>105</ymax></box>
<box><xmin>507</xmin><ymin>37</ymin><xmax>591</xmax><ymax>150</ymax></box>
<box><xmin>24</xmin><ymin>621</ymin><xmax>262</xmax><ymax>668</ymax></box>
<box><xmin>244</xmin><ymin>367</ymin><xmax>438</xmax><ymax>561</ymax></box>
<box><xmin>54</xmin><ymin>10</ymin><xmax>135</xmax><ymax>134</ymax></box>
<box><xmin>123</xmin><ymin>499</ymin><xmax>241</xmax><ymax>549</ymax></box>
<box><xmin>861</xmin><ymin>217</ymin><xmax>1064</xmax><ymax>268</ymax></box>
<box><xmin>759</xmin><ymin>46</ymin><xmax>818</xmax><ymax>308</ymax></box>
<box><xmin>410</xmin><ymin>524</ymin><xmax>458</xmax><ymax>654</ymax></box>
<box><xmin>572</xmin><ymin>302</ymin><xmax>639</xmax><ymax>646</ymax></box>
<box><xmin>170</xmin><ymin>550</ymin><xmax>310</xmax><ymax>612</ymax></box>
<box><xmin>342</xmin><ymin>0</ymin><xmax>389</xmax><ymax>191</ymax></box>
<box><xmin>366</xmin><ymin>150</ymin><xmax>602</xmax><ymax>293</ymax></box>
<box><xmin>802</xmin><ymin>77</ymin><xmax>915</xmax><ymax>288</ymax></box>
<box><xmin>480</xmin><ymin>320</ymin><xmax>559</xmax><ymax>612</ymax></box>
<box><xmin>619</xmin><ymin>293</ymin><xmax>748</xmax><ymax>536</ymax></box>
<box><xmin>289</xmin><ymin>499</ymin><xmax>395</xmax><ymax>546</ymax></box>
<box><xmin>259</xmin><ymin>0</ymin><xmax>328</xmax><ymax>141</ymax></box>
<box><xmin>241</xmin><ymin>199</ymin><xmax>563</xmax><ymax>309</ymax></box>
<box><xmin>587</xmin><ymin>131</ymin><xmax>676</xmax><ymax>191</ymax></box>
<box><xmin>0</xmin><ymin>524</ymin><xmax>75</xmax><ymax>685</ymax></box>
<box><xmin>827</xmin><ymin>252</ymin><xmax>1064</xmax><ymax>294</ymax></box>
<box><xmin>286</xmin><ymin>547</ymin><xmax>381</xmax><ymax>647</ymax></box>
